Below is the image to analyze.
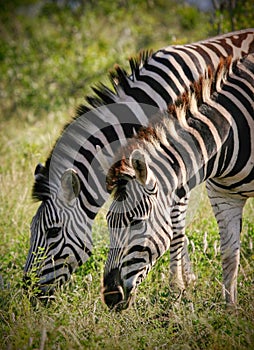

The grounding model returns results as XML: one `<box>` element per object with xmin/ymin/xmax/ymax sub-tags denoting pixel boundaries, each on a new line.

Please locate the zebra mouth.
<box><xmin>103</xmin><ymin>286</ymin><xmax>124</xmax><ymax>309</ymax></box>
<box><xmin>103</xmin><ymin>286</ymin><xmax>135</xmax><ymax>311</ymax></box>
<box><xmin>116</xmin><ymin>290</ymin><xmax>135</xmax><ymax>311</ymax></box>
<box><xmin>102</xmin><ymin>280</ymin><xmax>137</xmax><ymax>311</ymax></box>
<box><xmin>102</xmin><ymin>265</ymin><xmax>148</xmax><ymax>310</ymax></box>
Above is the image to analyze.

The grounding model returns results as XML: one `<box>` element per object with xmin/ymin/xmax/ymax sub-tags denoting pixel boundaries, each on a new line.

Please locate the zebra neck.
<box><xmin>148</xmin><ymin>104</ymin><xmax>232</xmax><ymax>198</ymax></box>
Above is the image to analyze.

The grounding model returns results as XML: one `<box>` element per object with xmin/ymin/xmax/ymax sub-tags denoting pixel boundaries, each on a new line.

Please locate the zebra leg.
<box><xmin>206</xmin><ymin>181</ymin><xmax>246</xmax><ymax>304</ymax></box>
<box><xmin>181</xmin><ymin>235</ymin><xmax>196</xmax><ymax>287</ymax></box>
<box><xmin>169</xmin><ymin>194</ymin><xmax>195</xmax><ymax>293</ymax></box>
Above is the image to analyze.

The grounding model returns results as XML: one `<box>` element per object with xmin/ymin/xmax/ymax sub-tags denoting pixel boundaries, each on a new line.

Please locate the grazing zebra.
<box><xmin>102</xmin><ymin>53</ymin><xmax>254</xmax><ymax>310</ymax></box>
<box><xmin>24</xmin><ymin>29</ymin><xmax>254</xmax><ymax>295</ymax></box>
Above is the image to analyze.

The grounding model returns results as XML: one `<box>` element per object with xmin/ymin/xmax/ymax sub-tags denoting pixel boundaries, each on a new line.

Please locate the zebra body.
<box><xmin>24</xmin><ymin>29</ymin><xmax>254</xmax><ymax>295</ymax></box>
<box><xmin>102</xmin><ymin>54</ymin><xmax>254</xmax><ymax>309</ymax></box>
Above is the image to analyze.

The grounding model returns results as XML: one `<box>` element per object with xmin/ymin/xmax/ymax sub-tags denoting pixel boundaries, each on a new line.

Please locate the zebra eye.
<box><xmin>46</xmin><ymin>227</ymin><xmax>61</xmax><ymax>238</ymax></box>
<box><xmin>130</xmin><ymin>220</ymin><xmax>143</xmax><ymax>227</ymax></box>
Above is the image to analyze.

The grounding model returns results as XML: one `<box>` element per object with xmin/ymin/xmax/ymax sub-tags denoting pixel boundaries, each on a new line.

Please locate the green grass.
<box><xmin>1</xmin><ymin>1</ymin><xmax>254</xmax><ymax>349</ymax></box>
<box><xmin>1</xmin><ymin>195</ymin><xmax>254</xmax><ymax>349</ymax></box>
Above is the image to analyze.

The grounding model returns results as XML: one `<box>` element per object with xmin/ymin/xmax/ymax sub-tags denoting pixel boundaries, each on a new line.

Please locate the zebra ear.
<box><xmin>32</xmin><ymin>163</ymin><xmax>50</xmax><ymax>202</ymax></box>
<box><xmin>60</xmin><ymin>168</ymin><xmax>81</xmax><ymax>203</ymax></box>
<box><xmin>130</xmin><ymin>149</ymin><xmax>155</xmax><ymax>188</ymax></box>
<box><xmin>34</xmin><ymin>163</ymin><xmax>46</xmax><ymax>179</ymax></box>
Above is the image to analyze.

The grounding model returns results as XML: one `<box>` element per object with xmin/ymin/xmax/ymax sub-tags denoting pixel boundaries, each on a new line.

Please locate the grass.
<box><xmin>1</xmin><ymin>195</ymin><xmax>254</xmax><ymax>349</ymax></box>
<box><xmin>0</xmin><ymin>1</ymin><xmax>254</xmax><ymax>349</ymax></box>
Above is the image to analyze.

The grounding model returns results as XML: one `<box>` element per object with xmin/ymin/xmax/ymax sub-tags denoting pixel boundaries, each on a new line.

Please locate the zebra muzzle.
<box><xmin>102</xmin><ymin>286</ymin><xmax>125</xmax><ymax>310</ymax></box>
<box><xmin>102</xmin><ymin>267</ymin><xmax>130</xmax><ymax>310</ymax></box>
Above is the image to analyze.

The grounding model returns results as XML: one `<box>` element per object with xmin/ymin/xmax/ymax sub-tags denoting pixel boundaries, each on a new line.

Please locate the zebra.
<box><xmin>102</xmin><ymin>53</ymin><xmax>254</xmax><ymax>310</ymax></box>
<box><xmin>23</xmin><ymin>29</ymin><xmax>254</xmax><ymax>296</ymax></box>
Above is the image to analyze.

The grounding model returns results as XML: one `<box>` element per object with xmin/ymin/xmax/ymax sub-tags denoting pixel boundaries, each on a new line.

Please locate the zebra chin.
<box><xmin>102</xmin><ymin>268</ymin><xmax>135</xmax><ymax>311</ymax></box>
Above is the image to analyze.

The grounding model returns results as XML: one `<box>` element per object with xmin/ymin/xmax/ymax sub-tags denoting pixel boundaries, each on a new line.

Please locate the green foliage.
<box><xmin>0</xmin><ymin>1</ymin><xmax>254</xmax><ymax>349</ymax></box>
<box><xmin>0</xmin><ymin>0</ymin><xmax>210</xmax><ymax>123</ymax></box>
<box><xmin>177</xmin><ymin>5</ymin><xmax>200</xmax><ymax>30</ymax></box>
<box><xmin>211</xmin><ymin>0</ymin><xmax>254</xmax><ymax>33</ymax></box>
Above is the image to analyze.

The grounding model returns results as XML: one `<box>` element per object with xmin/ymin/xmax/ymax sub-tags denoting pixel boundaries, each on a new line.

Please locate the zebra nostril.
<box><xmin>102</xmin><ymin>268</ymin><xmax>125</xmax><ymax>309</ymax></box>
<box><xmin>103</xmin><ymin>286</ymin><xmax>124</xmax><ymax>310</ymax></box>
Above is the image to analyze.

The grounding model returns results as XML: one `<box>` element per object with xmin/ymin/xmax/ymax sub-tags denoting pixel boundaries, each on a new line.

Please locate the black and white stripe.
<box><xmin>24</xmin><ymin>29</ymin><xmax>254</xmax><ymax>295</ymax></box>
<box><xmin>102</xmin><ymin>54</ymin><xmax>254</xmax><ymax>309</ymax></box>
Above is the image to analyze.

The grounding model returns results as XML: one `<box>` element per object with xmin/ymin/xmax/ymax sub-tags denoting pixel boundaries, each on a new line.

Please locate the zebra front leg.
<box><xmin>181</xmin><ymin>235</ymin><xmax>196</xmax><ymax>287</ymax></box>
<box><xmin>206</xmin><ymin>181</ymin><xmax>246</xmax><ymax>304</ymax></box>
<box><xmin>169</xmin><ymin>195</ymin><xmax>195</xmax><ymax>293</ymax></box>
<box><xmin>169</xmin><ymin>230</ymin><xmax>186</xmax><ymax>292</ymax></box>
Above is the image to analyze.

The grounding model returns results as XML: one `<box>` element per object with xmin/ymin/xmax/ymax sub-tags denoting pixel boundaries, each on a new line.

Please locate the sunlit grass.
<box><xmin>2</xmin><ymin>152</ymin><xmax>253</xmax><ymax>349</ymax></box>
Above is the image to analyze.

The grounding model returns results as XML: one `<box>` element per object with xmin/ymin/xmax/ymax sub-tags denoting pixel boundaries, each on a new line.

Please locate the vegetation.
<box><xmin>0</xmin><ymin>1</ymin><xmax>253</xmax><ymax>349</ymax></box>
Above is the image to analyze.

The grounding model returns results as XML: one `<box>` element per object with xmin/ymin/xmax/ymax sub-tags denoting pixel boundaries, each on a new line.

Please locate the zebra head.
<box><xmin>102</xmin><ymin>149</ymin><xmax>173</xmax><ymax>310</ymax></box>
<box><xmin>23</xmin><ymin>162</ymin><xmax>92</xmax><ymax>297</ymax></box>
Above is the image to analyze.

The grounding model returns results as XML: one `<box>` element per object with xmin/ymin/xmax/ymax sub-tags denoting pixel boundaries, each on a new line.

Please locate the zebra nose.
<box><xmin>103</xmin><ymin>285</ymin><xmax>124</xmax><ymax>310</ymax></box>
<box><xmin>102</xmin><ymin>268</ymin><xmax>124</xmax><ymax>309</ymax></box>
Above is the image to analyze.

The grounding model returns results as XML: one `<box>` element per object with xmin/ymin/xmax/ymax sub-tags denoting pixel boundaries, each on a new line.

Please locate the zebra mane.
<box><xmin>112</xmin><ymin>49</ymin><xmax>154</xmax><ymax>84</ymax></box>
<box><xmin>75</xmin><ymin>49</ymin><xmax>153</xmax><ymax>117</ymax></box>
<box><xmin>106</xmin><ymin>56</ymin><xmax>234</xmax><ymax>197</ymax></box>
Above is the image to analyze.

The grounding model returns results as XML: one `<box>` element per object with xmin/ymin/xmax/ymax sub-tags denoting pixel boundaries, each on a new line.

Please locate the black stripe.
<box><xmin>217</xmin><ymin>90</ymin><xmax>251</xmax><ymax>177</ymax></box>
<box><xmin>144</xmin><ymin>62</ymin><xmax>180</xmax><ymax>100</ymax></box>
<box><xmin>203</xmin><ymin>42</ymin><xmax>228</xmax><ymax>59</ymax></box>
<box><xmin>66</xmin><ymin>226</ymin><xmax>84</xmax><ymax>250</ymax></box>
<box><xmin>153</xmin><ymin>53</ymin><xmax>187</xmax><ymax>88</ymax></box>
<box><xmin>125</xmin><ymin>245</ymin><xmax>153</xmax><ymax>264</ymax></box>
<box><xmin>134</xmin><ymin>73</ymin><xmax>173</xmax><ymax>104</ymax></box>
<box><xmin>230</xmin><ymin>168</ymin><xmax>254</xmax><ymax>189</ymax></box>
<box><xmin>79</xmin><ymin>197</ymin><xmax>98</xmax><ymax>219</ymax></box>
<box><xmin>124</xmin><ymin>267</ymin><xmax>146</xmax><ymax>281</ymax></box>
<box><xmin>159</xmin><ymin>50</ymin><xmax>195</xmax><ymax>82</ymax></box>
<box><xmin>122</xmin><ymin>257</ymin><xmax>147</xmax><ymax>268</ymax></box>
<box><xmin>174</xmin><ymin>47</ymin><xmax>203</xmax><ymax>74</ymax></box>
<box><xmin>186</xmin><ymin>45</ymin><xmax>215</xmax><ymax>70</ymax></box>
<box><xmin>41</xmin><ymin>263</ymin><xmax>66</xmax><ymax>276</ymax></box>
<box><xmin>121</xmin><ymin>86</ymin><xmax>159</xmax><ymax>107</ymax></box>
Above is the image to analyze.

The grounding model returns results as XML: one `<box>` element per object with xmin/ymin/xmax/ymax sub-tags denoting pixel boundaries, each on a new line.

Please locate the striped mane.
<box><xmin>32</xmin><ymin>50</ymin><xmax>153</xmax><ymax>202</ymax></box>
<box><xmin>106</xmin><ymin>56</ymin><xmax>234</xmax><ymax>198</ymax></box>
<box><xmin>76</xmin><ymin>49</ymin><xmax>153</xmax><ymax>116</ymax></box>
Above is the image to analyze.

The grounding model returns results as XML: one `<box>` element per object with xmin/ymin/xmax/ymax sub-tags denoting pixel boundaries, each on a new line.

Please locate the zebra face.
<box><xmin>24</xmin><ymin>164</ymin><xmax>91</xmax><ymax>296</ymax></box>
<box><xmin>102</xmin><ymin>149</ymin><xmax>172</xmax><ymax>310</ymax></box>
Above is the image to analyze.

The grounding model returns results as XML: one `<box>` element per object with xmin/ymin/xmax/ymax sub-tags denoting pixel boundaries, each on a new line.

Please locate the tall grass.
<box><xmin>0</xmin><ymin>2</ymin><xmax>253</xmax><ymax>349</ymax></box>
